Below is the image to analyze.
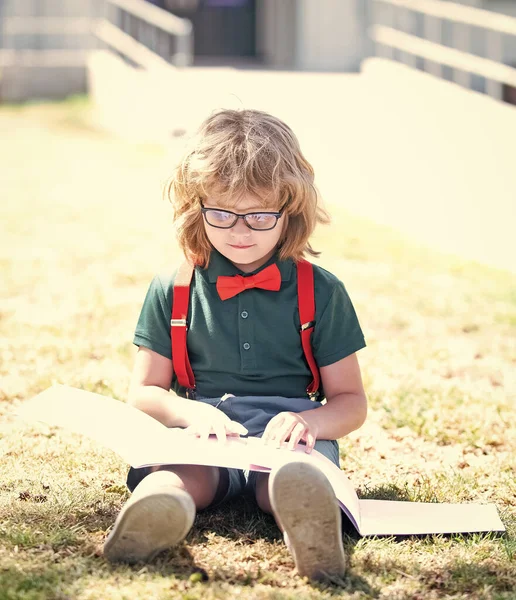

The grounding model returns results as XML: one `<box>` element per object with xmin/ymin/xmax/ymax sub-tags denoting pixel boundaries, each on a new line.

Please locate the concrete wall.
<box><xmin>0</xmin><ymin>50</ymin><xmax>88</xmax><ymax>102</ymax></box>
<box><xmin>0</xmin><ymin>0</ymin><xmax>104</xmax><ymax>48</ymax></box>
<box><xmin>0</xmin><ymin>0</ymin><xmax>103</xmax><ymax>101</ymax></box>
<box><xmin>256</xmin><ymin>0</ymin><xmax>297</xmax><ymax>68</ymax></box>
<box><xmin>354</xmin><ymin>57</ymin><xmax>516</xmax><ymax>273</ymax></box>
<box><xmin>296</xmin><ymin>0</ymin><xmax>370</xmax><ymax>71</ymax></box>
<box><xmin>256</xmin><ymin>0</ymin><xmax>370</xmax><ymax>72</ymax></box>
<box><xmin>0</xmin><ymin>0</ymin><xmax>104</xmax><ymax>19</ymax></box>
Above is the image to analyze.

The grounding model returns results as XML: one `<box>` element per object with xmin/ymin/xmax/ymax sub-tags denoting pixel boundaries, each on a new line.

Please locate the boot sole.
<box><xmin>270</xmin><ymin>461</ymin><xmax>347</xmax><ymax>580</ymax></box>
<box><xmin>104</xmin><ymin>488</ymin><xmax>195</xmax><ymax>564</ymax></box>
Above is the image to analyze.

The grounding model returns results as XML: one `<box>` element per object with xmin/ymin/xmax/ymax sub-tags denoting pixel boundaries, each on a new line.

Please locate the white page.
<box><xmin>16</xmin><ymin>385</ymin><xmax>505</xmax><ymax>536</ymax></box>
<box><xmin>358</xmin><ymin>499</ymin><xmax>505</xmax><ymax>536</ymax></box>
<box><xmin>18</xmin><ymin>385</ymin><xmax>174</xmax><ymax>468</ymax></box>
<box><xmin>17</xmin><ymin>386</ymin><xmax>267</xmax><ymax>471</ymax></box>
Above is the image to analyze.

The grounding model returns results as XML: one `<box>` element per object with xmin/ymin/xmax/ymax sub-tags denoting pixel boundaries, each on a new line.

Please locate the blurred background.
<box><xmin>1</xmin><ymin>0</ymin><xmax>515</xmax><ymax>272</ymax></box>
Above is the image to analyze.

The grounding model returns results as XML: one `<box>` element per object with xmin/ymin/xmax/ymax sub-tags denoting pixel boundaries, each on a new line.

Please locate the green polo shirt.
<box><xmin>134</xmin><ymin>250</ymin><xmax>366</xmax><ymax>399</ymax></box>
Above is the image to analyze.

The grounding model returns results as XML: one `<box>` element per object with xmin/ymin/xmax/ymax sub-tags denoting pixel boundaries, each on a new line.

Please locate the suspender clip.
<box><xmin>171</xmin><ymin>319</ymin><xmax>187</xmax><ymax>327</ymax></box>
<box><xmin>301</xmin><ymin>320</ymin><xmax>315</xmax><ymax>331</ymax></box>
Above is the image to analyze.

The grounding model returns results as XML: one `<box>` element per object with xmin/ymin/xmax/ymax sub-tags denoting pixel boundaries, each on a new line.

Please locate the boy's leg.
<box><xmin>150</xmin><ymin>463</ymin><xmax>227</xmax><ymax>509</ymax></box>
<box><xmin>104</xmin><ymin>464</ymin><xmax>225</xmax><ymax>563</ymax></box>
<box><xmin>255</xmin><ymin>463</ymin><xmax>347</xmax><ymax>581</ymax></box>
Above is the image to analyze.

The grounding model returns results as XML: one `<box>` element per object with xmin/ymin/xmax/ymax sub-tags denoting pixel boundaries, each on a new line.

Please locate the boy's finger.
<box><xmin>228</xmin><ymin>421</ymin><xmax>248</xmax><ymax>436</ymax></box>
<box><xmin>262</xmin><ymin>414</ymin><xmax>285</xmax><ymax>441</ymax></box>
<box><xmin>276</xmin><ymin>419</ymin><xmax>297</xmax><ymax>446</ymax></box>
<box><xmin>264</xmin><ymin>424</ymin><xmax>283</xmax><ymax>446</ymax></box>
<box><xmin>288</xmin><ymin>423</ymin><xmax>305</xmax><ymax>450</ymax></box>
<box><xmin>213</xmin><ymin>421</ymin><xmax>227</xmax><ymax>444</ymax></box>
<box><xmin>304</xmin><ymin>431</ymin><xmax>316</xmax><ymax>453</ymax></box>
<box><xmin>261</xmin><ymin>425</ymin><xmax>274</xmax><ymax>443</ymax></box>
<box><xmin>273</xmin><ymin>426</ymin><xmax>291</xmax><ymax>447</ymax></box>
<box><xmin>200</xmin><ymin>424</ymin><xmax>212</xmax><ymax>441</ymax></box>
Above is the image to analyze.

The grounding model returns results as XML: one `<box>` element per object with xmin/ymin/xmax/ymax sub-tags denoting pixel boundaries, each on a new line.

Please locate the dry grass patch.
<box><xmin>0</xmin><ymin>99</ymin><xmax>514</xmax><ymax>599</ymax></box>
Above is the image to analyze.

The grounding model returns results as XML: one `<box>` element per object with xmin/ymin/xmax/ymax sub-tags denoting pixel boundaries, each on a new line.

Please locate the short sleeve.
<box><xmin>312</xmin><ymin>279</ymin><xmax>366</xmax><ymax>368</ymax></box>
<box><xmin>133</xmin><ymin>275</ymin><xmax>174</xmax><ymax>359</ymax></box>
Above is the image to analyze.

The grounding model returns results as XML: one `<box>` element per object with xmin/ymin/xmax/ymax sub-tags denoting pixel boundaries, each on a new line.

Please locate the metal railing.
<box><xmin>95</xmin><ymin>0</ymin><xmax>193</xmax><ymax>69</ymax></box>
<box><xmin>0</xmin><ymin>17</ymin><xmax>97</xmax><ymax>51</ymax></box>
<box><xmin>2</xmin><ymin>18</ymin><xmax>93</xmax><ymax>36</ymax></box>
<box><xmin>370</xmin><ymin>0</ymin><xmax>516</xmax><ymax>100</ymax></box>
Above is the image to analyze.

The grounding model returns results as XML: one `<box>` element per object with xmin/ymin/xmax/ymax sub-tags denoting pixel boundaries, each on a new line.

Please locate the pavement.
<box><xmin>106</xmin><ymin>57</ymin><xmax>516</xmax><ymax>274</ymax></box>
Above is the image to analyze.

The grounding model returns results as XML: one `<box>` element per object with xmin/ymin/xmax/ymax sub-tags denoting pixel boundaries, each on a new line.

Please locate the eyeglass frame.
<box><xmin>200</xmin><ymin>201</ymin><xmax>284</xmax><ymax>231</ymax></box>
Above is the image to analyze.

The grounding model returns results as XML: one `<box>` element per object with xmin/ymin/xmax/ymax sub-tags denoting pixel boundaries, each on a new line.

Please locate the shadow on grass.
<box><xmin>0</xmin><ymin>565</ymin><xmax>71</xmax><ymax>600</ymax></box>
<box><xmin>360</xmin><ymin>550</ymin><xmax>516</xmax><ymax>597</ymax></box>
<box><xmin>174</xmin><ymin>495</ymin><xmax>375</xmax><ymax>593</ymax></box>
<box><xmin>419</xmin><ymin>558</ymin><xmax>516</xmax><ymax>596</ymax></box>
<box><xmin>1</xmin><ymin>487</ymin><xmax>372</xmax><ymax>594</ymax></box>
<box><xmin>63</xmin><ymin>495</ymin><xmax>375</xmax><ymax>594</ymax></box>
<box><xmin>356</xmin><ymin>482</ymin><xmax>412</xmax><ymax>502</ymax></box>
<box><xmin>194</xmin><ymin>494</ymin><xmax>280</xmax><ymax>542</ymax></box>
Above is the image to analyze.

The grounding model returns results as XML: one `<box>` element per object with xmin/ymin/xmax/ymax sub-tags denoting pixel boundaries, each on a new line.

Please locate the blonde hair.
<box><xmin>164</xmin><ymin>109</ymin><xmax>330</xmax><ymax>266</ymax></box>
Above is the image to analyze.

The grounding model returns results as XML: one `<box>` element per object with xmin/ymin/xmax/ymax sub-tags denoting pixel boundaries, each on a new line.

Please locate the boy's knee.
<box><xmin>255</xmin><ymin>473</ymin><xmax>272</xmax><ymax>514</ymax></box>
<box><xmin>151</xmin><ymin>464</ymin><xmax>220</xmax><ymax>510</ymax></box>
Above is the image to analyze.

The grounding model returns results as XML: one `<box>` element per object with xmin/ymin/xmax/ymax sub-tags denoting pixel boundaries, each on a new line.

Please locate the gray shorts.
<box><xmin>217</xmin><ymin>438</ymin><xmax>340</xmax><ymax>506</ymax></box>
<box><xmin>127</xmin><ymin>395</ymin><xmax>341</xmax><ymax>505</ymax></box>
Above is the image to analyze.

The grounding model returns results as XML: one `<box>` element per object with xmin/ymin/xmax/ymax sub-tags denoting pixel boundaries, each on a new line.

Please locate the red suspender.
<box><xmin>171</xmin><ymin>261</ymin><xmax>196</xmax><ymax>390</ymax></box>
<box><xmin>171</xmin><ymin>259</ymin><xmax>320</xmax><ymax>399</ymax></box>
<box><xmin>296</xmin><ymin>259</ymin><xmax>320</xmax><ymax>399</ymax></box>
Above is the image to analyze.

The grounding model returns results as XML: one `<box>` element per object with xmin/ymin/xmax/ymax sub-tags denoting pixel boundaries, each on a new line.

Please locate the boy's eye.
<box><xmin>247</xmin><ymin>213</ymin><xmax>275</xmax><ymax>224</ymax></box>
<box><xmin>210</xmin><ymin>210</ymin><xmax>233</xmax><ymax>221</ymax></box>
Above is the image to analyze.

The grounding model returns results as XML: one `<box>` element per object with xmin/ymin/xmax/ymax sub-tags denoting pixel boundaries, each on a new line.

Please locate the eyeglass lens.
<box><xmin>204</xmin><ymin>209</ymin><xmax>279</xmax><ymax>230</ymax></box>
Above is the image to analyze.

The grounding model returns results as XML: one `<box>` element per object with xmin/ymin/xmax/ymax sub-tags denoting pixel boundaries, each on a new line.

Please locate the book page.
<box><xmin>358</xmin><ymin>499</ymin><xmax>505</xmax><ymax>536</ymax></box>
<box><xmin>17</xmin><ymin>386</ymin><xmax>264</xmax><ymax>471</ymax></box>
<box><xmin>17</xmin><ymin>385</ymin><xmax>171</xmax><ymax>467</ymax></box>
<box><xmin>16</xmin><ymin>385</ymin><xmax>505</xmax><ymax>537</ymax></box>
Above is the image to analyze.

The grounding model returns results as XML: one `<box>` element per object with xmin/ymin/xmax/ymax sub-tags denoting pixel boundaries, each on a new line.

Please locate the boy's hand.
<box><xmin>262</xmin><ymin>411</ymin><xmax>318</xmax><ymax>453</ymax></box>
<box><xmin>184</xmin><ymin>402</ymin><xmax>247</xmax><ymax>443</ymax></box>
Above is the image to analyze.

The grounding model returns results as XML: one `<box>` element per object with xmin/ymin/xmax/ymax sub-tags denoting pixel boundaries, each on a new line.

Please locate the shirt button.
<box><xmin>243</xmin><ymin>342</ymin><xmax>251</xmax><ymax>350</ymax></box>
<box><xmin>241</xmin><ymin>311</ymin><xmax>249</xmax><ymax>319</ymax></box>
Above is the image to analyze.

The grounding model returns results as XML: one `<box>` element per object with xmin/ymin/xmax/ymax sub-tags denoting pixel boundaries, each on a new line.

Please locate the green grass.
<box><xmin>0</xmin><ymin>99</ymin><xmax>515</xmax><ymax>599</ymax></box>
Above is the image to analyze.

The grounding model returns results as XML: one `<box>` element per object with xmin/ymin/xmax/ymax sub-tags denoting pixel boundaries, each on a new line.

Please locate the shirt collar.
<box><xmin>202</xmin><ymin>249</ymin><xmax>294</xmax><ymax>284</ymax></box>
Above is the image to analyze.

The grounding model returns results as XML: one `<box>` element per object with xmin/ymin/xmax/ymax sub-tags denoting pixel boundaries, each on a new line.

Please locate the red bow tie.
<box><xmin>216</xmin><ymin>263</ymin><xmax>281</xmax><ymax>300</ymax></box>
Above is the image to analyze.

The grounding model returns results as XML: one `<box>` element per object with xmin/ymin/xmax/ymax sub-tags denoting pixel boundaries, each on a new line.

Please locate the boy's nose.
<box><xmin>230</xmin><ymin>217</ymin><xmax>251</xmax><ymax>235</ymax></box>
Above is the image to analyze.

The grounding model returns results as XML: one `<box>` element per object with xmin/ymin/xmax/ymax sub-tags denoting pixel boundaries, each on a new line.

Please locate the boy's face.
<box><xmin>202</xmin><ymin>192</ymin><xmax>285</xmax><ymax>273</ymax></box>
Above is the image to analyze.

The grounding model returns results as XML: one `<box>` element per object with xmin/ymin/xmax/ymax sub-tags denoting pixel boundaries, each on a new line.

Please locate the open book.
<box><xmin>17</xmin><ymin>385</ymin><xmax>505</xmax><ymax>537</ymax></box>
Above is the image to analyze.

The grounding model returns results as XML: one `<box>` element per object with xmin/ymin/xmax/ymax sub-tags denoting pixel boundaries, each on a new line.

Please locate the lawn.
<box><xmin>0</xmin><ymin>99</ymin><xmax>514</xmax><ymax>600</ymax></box>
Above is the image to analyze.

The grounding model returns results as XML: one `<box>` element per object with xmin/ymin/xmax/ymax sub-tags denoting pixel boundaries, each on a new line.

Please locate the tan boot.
<box><xmin>269</xmin><ymin>461</ymin><xmax>347</xmax><ymax>581</ymax></box>
<box><xmin>104</xmin><ymin>470</ymin><xmax>195</xmax><ymax>564</ymax></box>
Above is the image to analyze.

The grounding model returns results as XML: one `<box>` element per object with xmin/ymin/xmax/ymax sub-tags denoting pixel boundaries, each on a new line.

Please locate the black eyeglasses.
<box><xmin>200</xmin><ymin>202</ymin><xmax>284</xmax><ymax>231</ymax></box>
